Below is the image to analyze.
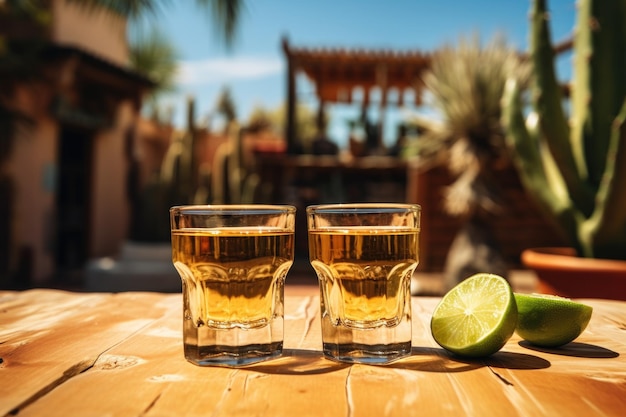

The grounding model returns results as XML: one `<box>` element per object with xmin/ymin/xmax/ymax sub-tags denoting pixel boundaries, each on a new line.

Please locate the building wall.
<box><xmin>8</xmin><ymin>104</ymin><xmax>58</xmax><ymax>283</ymax></box>
<box><xmin>7</xmin><ymin>89</ymin><xmax>138</xmax><ymax>284</ymax></box>
<box><xmin>90</xmin><ymin>101</ymin><xmax>135</xmax><ymax>258</ymax></box>
<box><xmin>51</xmin><ymin>0</ymin><xmax>128</xmax><ymax>66</ymax></box>
<box><xmin>2</xmin><ymin>1</ymin><xmax>147</xmax><ymax>286</ymax></box>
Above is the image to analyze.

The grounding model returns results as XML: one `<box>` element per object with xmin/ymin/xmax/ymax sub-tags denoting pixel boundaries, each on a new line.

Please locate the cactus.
<box><xmin>132</xmin><ymin>94</ymin><xmax>263</xmax><ymax>241</ymax></box>
<box><xmin>161</xmin><ymin>96</ymin><xmax>198</xmax><ymax>203</ymax></box>
<box><xmin>132</xmin><ymin>97</ymin><xmax>200</xmax><ymax>241</ymax></box>
<box><xmin>502</xmin><ymin>0</ymin><xmax>626</xmax><ymax>260</ymax></box>
<box><xmin>211</xmin><ymin>122</ymin><xmax>260</xmax><ymax>204</ymax></box>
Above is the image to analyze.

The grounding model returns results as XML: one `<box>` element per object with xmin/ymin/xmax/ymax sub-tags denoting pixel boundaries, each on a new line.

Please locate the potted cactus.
<box><xmin>502</xmin><ymin>0</ymin><xmax>626</xmax><ymax>299</ymax></box>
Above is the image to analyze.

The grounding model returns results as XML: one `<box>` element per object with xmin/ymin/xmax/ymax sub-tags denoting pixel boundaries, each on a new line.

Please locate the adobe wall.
<box><xmin>8</xmin><ymin>111</ymin><xmax>58</xmax><ymax>284</ymax></box>
<box><xmin>89</xmin><ymin>101</ymin><xmax>135</xmax><ymax>258</ymax></box>
<box><xmin>51</xmin><ymin>0</ymin><xmax>128</xmax><ymax>66</ymax></box>
<box><xmin>407</xmin><ymin>164</ymin><xmax>567</xmax><ymax>272</ymax></box>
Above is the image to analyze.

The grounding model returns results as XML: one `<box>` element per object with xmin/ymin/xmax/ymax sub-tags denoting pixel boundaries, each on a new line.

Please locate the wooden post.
<box><xmin>316</xmin><ymin>99</ymin><xmax>326</xmax><ymax>135</ymax></box>
<box><xmin>282</xmin><ymin>37</ymin><xmax>297</xmax><ymax>154</ymax></box>
<box><xmin>376</xmin><ymin>64</ymin><xmax>388</xmax><ymax>150</ymax></box>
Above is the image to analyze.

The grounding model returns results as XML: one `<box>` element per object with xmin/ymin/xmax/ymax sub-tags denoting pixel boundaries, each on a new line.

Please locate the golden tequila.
<box><xmin>309</xmin><ymin>227</ymin><xmax>419</xmax><ymax>328</ymax></box>
<box><xmin>172</xmin><ymin>228</ymin><xmax>294</xmax><ymax>329</ymax></box>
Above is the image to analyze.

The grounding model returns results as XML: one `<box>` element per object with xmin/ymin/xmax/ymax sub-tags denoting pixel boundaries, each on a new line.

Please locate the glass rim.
<box><xmin>170</xmin><ymin>204</ymin><xmax>296</xmax><ymax>215</ymax></box>
<box><xmin>306</xmin><ymin>203</ymin><xmax>421</xmax><ymax>214</ymax></box>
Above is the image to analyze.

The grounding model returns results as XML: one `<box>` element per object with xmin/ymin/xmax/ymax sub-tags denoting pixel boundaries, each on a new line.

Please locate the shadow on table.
<box><xmin>246</xmin><ymin>347</ymin><xmax>552</xmax><ymax>375</ymax></box>
<box><xmin>386</xmin><ymin>347</ymin><xmax>551</xmax><ymax>372</ymax></box>
<box><xmin>518</xmin><ymin>341</ymin><xmax>619</xmax><ymax>358</ymax></box>
<box><xmin>246</xmin><ymin>349</ymin><xmax>349</xmax><ymax>375</ymax></box>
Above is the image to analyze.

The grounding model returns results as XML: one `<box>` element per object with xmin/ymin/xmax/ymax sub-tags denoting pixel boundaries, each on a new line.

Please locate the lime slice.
<box><xmin>430</xmin><ymin>273</ymin><xmax>518</xmax><ymax>357</ymax></box>
<box><xmin>514</xmin><ymin>293</ymin><xmax>593</xmax><ymax>347</ymax></box>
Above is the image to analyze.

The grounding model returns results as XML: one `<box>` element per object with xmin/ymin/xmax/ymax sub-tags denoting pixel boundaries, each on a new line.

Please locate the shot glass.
<box><xmin>307</xmin><ymin>203</ymin><xmax>421</xmax><ymax>364</ymax></box>
<box><xmin>170</xmin><ymin>205</ymin><xmax>296</xmax><ymax>367</ymax></box>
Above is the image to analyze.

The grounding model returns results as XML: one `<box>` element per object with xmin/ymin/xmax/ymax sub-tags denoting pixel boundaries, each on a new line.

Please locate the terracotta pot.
<box><xmin>521</xmin><ymin>247</ymin><xmax>626</xmax><ymax>300</ymax></box>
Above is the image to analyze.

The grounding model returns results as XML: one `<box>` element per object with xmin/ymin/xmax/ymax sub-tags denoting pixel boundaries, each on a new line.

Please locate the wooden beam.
<box><xmin>282</xmin><ymin>37</ymin><xmax>297</xmax><ymax>154</ymax></box>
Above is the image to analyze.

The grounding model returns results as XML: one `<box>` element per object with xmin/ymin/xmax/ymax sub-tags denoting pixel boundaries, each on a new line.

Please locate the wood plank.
<box><xmin>8</xmin><ymin>293</ymin><xmax>350</xmax><ymax>417</ymax></box>
<box><xmin>1</xmin><ymin>291</ymin><xmax>626</xmax><ymax>416</ymax></box>
<box><xmin>0</xmin><ymin>290</ymin><xmax>177</xmax><ymax>416</ymax></box>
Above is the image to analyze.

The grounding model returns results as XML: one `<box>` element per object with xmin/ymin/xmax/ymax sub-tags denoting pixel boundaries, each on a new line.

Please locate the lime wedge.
<box><xmin>515</xmin><ymin>293</ymin><xmax>593</xmax><ymax>347</ymax></box>
<box><xmin>430</xmin><ymin>273</ymin><xmax>518</xmax><ymax>357</ymax></box>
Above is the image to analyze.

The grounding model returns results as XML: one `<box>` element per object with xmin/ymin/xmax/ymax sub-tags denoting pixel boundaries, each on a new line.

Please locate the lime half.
<box><xmin>431</xmin><ymin>273</ymin><xmax>518</xmax><ymax>358</ymax></box>
<box><xmin>515</xmin><ymin>293</ymin><xmax>593</xmax><ymax>347</ymax></box>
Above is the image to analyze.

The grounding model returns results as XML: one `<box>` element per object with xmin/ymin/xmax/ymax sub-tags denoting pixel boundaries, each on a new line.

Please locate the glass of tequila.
<box><xmin>307</xmin><ymin>203</ymin><xmax>420</xmax><ymax>364</ymax></box>
<box><xmin>170</xmin><ymin>205</ymin><xmax>296</xmax><ymax>366</ymax></box>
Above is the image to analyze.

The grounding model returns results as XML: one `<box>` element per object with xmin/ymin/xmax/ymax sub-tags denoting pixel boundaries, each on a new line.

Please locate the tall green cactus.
<box><xmin>211</xmin><ymin>122</ymin><xmax>260</xmax><ymax>204</ymax></box>
<box><xmin>162</xmin><ymin>96</ymin><xmax>197</xmax><ymax>202</ymax></box>
<box><xmin>502</xmin><ymin>0</ymin><xmax>626</xmax><ymax>260</ymax></box>
<box><xmin>132</xmin><ymin>97</ymin><xmax>199</xmax><ymax>241</ymax></box>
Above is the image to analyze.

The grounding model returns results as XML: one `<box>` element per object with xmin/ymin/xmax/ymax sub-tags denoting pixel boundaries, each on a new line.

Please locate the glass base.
<box><xmin>322</xmin><ymin>342</ymin><xmax>411</xmax><ymax>364</ymax></box>
<box><xmin>184</xmin><ymin>342</ymin><xmax>283</xmax><ymax>367</ymax></box>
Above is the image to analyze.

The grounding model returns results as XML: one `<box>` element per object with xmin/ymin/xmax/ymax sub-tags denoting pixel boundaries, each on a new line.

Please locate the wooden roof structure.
<box><xmin>283</xmin><ymin>38</ymin><xmax>431</xmax><ymax>106</ymax></box>
<box><xmin>282</xmin><ymin>37</ymin><xmax>432</xmax><ymax>152</ymax></box>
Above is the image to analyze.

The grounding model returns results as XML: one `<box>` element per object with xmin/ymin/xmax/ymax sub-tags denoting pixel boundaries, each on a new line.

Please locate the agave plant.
<box><xmin>408</xmin><ymin>34</ymin><xmax>530</xmax><ymax>288</ymax></box>
<box><xmin>502</xmin><ymin>0</ymin><xmax>626</xmax><ymax>261</ymax></box>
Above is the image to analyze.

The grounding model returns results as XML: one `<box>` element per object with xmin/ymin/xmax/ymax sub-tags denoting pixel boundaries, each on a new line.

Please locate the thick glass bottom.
<box><xmin>184</xmin><ymin>342</ymin><xmax>283</xmax><ymax>367</ymax></box>
<box><xmin>323</xmin><ymin>341</ymin><xmax>411</xmax><ymax>364</ymax></box>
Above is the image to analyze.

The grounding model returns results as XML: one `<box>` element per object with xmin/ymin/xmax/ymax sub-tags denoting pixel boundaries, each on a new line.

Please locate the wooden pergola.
<box><xmin>282</xmin><ymin>37</ymin><xmax>432</xmax><ymax>153</ymax></box>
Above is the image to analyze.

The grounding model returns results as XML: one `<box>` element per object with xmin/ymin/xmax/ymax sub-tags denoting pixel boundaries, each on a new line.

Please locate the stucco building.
<box><xmin>1</xmin><ymin>0</ymin><xmax>153</xmax><ymax>287</ymax></box>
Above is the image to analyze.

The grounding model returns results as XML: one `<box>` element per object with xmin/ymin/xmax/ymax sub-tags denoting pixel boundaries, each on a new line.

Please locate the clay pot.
<box><xmin>522</xmin><ymin>247</ymin><xmax>626</xmax><ymax>300</ymax></box>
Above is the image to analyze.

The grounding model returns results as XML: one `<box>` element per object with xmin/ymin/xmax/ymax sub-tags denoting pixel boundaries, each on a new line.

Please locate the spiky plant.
<box><xmin>408</xmin><ymin>34</ymin><xmax>530</xmax><ymax>286</ymax></box>
<box><xmin>503</xmin><ymin>0</ymin><xmax>626</xmax><ymax>260</ymax></box>
<box><xmin>411</xmin><ymin>34</ymin><xmax>530</xmax><ymax>216</ymax></box>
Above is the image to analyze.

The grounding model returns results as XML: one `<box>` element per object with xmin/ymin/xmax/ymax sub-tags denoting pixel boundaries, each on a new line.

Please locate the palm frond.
<box><xmin>66</xmin><ymin>0</ymin><xmax>167</xmax><ymax>19</ymax></box>
<box><xmin>129</xmin><ymin>27</ymin><xmax>177</xmax><ymax>92</ymax></box>
<box><xmin>67</xmin><ymin>1</ymin><xmax>243</xmax><ymax>49</ymax></box>
<box><xmin>195</xmin><ymin>0</ymin><xmax>245</xmax><ymax>49</ymax></box>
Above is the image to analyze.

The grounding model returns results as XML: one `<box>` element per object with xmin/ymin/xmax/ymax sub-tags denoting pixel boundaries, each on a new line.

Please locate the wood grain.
<box><xmin>1</xmin><ymin>290</ymin><xmax>625</xmax><ymax>417</ymax></box>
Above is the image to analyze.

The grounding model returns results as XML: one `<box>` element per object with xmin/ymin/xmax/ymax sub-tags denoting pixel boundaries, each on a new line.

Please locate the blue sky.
<box><xmin>149</xmin><ymin>0</ymin><xmax>576</xmax><ymax>147</ymax></box>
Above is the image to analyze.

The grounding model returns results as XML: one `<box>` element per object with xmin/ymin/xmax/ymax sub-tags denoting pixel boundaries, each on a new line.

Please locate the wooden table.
<box><xmin>1</xmin><ymin>288</ymin><xmax>625</xmax><ymax>416</ymax></box>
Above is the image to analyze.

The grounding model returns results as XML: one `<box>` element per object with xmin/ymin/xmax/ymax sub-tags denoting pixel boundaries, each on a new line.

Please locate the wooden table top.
<box><xmin>1</xmin><ymin>287</ymin><xmax>625</xmax><ymax>417</ymax></box>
